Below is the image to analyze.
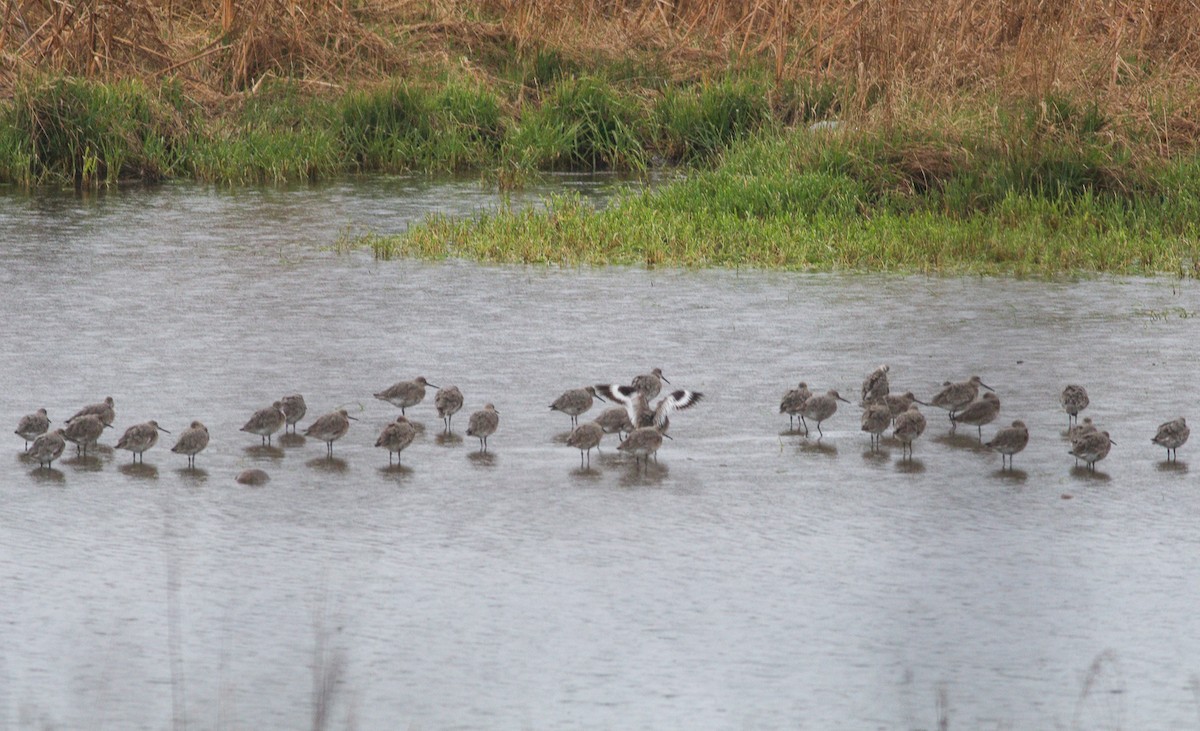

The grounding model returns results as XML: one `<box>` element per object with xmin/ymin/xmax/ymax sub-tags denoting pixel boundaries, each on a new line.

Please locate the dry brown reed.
<box><xmin>3</xmin><ymin>0</ymin><xmax>1200</xmax><ymax>146</ymax></box>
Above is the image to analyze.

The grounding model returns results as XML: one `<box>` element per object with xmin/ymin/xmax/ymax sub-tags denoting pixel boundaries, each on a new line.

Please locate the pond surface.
<box><xmin>2</xmin><ymin>177</ymin><xmax>1200</xmax><ymax>730</ymax></box>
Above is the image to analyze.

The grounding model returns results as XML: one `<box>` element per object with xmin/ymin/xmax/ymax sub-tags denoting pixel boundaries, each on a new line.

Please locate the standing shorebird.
<box><xmin>800</xmin><ymin>390</ymin><xmax>850</xmax><ymax>438</ymax></box>
<box><xmin>1061</xmin><ymin>384</ymin><xmax>1089</xmax><ymax>426</ymax></box>
<box><xmin>931</xmin><ymin>376</ymin><xmax>993</xmax><ymax>421</ymax></box>
<box><xmin>861</xmin><ymin>364</ymin><xmax>890</xmax><ymax>406</ymax></box>
<box><xmin>1068</xmin><ymin>418</ymin><xmax>1098</xmax><ymax>467</ymax></box>
<box><xmin>1152</xmin><ymin>417</ymin><xmax>1189</xmax><ymax>461</ymax></box>
<box><xmin>374</xmin><ymin>376</ymin><xmax>437</xmax><ymax>415</ymax></box>
<box><xmin>885</xmin><ymin>392</ymin><xmax>923</xmax><ymax>425</ymax></box>
<box><xmin>594</xmin><ymin>406</ymin><xmax>635</xmax><ymax>440</ymax></box>
<box><xmin>617</xmin><ymin>423</ymin><xmax>671</xmax><ymax>469</ymax></box>
<box><xmin>779</xmin><ymin>382</ymin><xmax>812</xmax><ymax>431</ymax></box>
<box><xmin>241</xmin><ymin>401</ymin><xmax>286</xmax><ymax>445</ymax></box>
<box><xmin>376</xmin><ymin>416</ymin><xmax>417</xmax><ymax>465</ymax></box>
<box><xmin>594</xmin><ymin>384</ymin><xmax>704</xmax><ymax>431</ymax></box>
<box><xmin>1069</xmin><ymin>430</ymin><xmax>1115</xmax><ymax>471</ymax></box>
<box><xmin>950</xmin><ymin>392</ymin><xmax>1001</xmax><ymax>441</ymax></box>
<box><xmin>434</xmin><ymin>385</ymin><xmax>465</xmax><ymax>432</ymax></box>
<box><xmin>631</xmin><ymin>368</ymin><xmax>669</xmax><ymax>399</ymax></box>
<box><xmin>280</xmin><ymin>394</ymin><xmax>307</xmax><ymax>434</ymax></box>
<box><xmin>28</xmin><ymin>429</ymin><xmax>66</xmax><ymax>469</ymax></box>
<box><xmin>550</xmin><ymin>386</ymin><xmax>604</xmax><ymax>427</ymax></box>
<box><xmin>466</xmin><ymin>404</ymin><xmax>500</xmax><ymax>452</ymax></box>
<box><xmin>567</xmin><ymin>421</ymin><xmax>604</xmax><ymax>467</ymax></box>
<box><xmin>171</xmin><ymin>421</ymin><xmax>210</xmax><ymax>468</ymax></box>
<box><xmin>893</xmin><ymin>404</ymin><xmax>927</xmax><ymax>459</ymax></box>
<box><xmin>63</xmin><ymin>414</ymin><xmax>107</xmax><ymax>456</ymax></box>
<box><xmin>985</xmin><ymin>420</ymin><xmax>1029</xmax><ymax>470</ymax></box>
<box><xmin>305</xmin><ymin>409</ymin><xmax>357</xmax><ymax>457</ymax></box>
<box><xmin>861</xmin><ymin>403</ymin><xmax>891</xmax><ymax>449</ymax></box>
<box><xmin>15</xmin><ymin>408</ymin><xmax>51</xmax><ymax>450</ymax></box>
<box><xmin>116</xmin><ymin>420</ymin><xmax>170</xmax><ymax>464</ymax></box>
<box><xmin>68</xmin><ymin>396</ymin><xmax>115</xmax><ymax>427</ymax></box>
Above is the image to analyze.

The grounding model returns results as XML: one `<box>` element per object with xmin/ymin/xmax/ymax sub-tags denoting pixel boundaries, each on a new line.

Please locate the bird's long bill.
<box><xmin>661</xmin><ymin>433</ymin><xmax>674</xmax><ymax>440</ymax></box>
<box><xmin>1109</xmin><ymin>438</ymin><xmax>1117</xmax><ymax>445</ymax></box>
<box><xmin>661</xmin><ymin>375</ymin><xmax>671</xmax><ymax>384</ymax></box>
<box><xmin>103</xmin><ymin>423</ymin><xmax>114</xmax><ymax>429</ymax></box>
<box><xmin>913</xmin><ymin>398</ymin><xmax>931</xmax><ymax>406</ymax></box>
<box><xmin>836</xmin><ymin>395</ymin><xmax>851</xmax><ymax>403</ymax></box>
<box><xmin>426</xmin><ymin>383</ymin><xmax>440</xmax><ymax>390</ymax></box>
<box><xmin>157</xmin><ymin>426</ymin><xmax>172</xmax><ymax>433</ymax></box>
<box><xmin>346</xmin><ymin>415</ymin><xmax>359</xmax><ymax>421</ymax></box>
<box><xmin>594</xmin><ymin>393</ymin><xmax>607</xmax><ymax>402</ymax></box>
<box><xmin>980</xmin><ymin>381</ymin><xmax>995</xmax><ymax>392</ymax></box>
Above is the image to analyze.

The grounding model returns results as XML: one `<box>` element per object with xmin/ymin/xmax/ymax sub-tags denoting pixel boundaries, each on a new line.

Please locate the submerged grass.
<box><xmin>363</xmin><ymin>131</ymin><xmax>1200</xmax><ymax>276</ymax></box>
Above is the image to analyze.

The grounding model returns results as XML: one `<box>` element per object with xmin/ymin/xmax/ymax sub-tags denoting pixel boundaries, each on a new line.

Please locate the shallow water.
<box><xmin>3</xmin><ymin>178</ymin><xmax>1200</xmax><ymax>730</ymax></box>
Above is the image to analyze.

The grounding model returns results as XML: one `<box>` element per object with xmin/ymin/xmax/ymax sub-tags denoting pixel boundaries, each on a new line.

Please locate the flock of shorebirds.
<box><xmin>12</xmin><ymin>365</ymin><xmax>1189</xmax><ymax>478</ymax></box>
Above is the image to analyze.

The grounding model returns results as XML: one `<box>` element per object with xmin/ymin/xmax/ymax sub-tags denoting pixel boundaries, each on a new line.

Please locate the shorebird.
<box><xmin>594</xmin><ymin>384</ymin><xmax>704</xmax><ymax>431</ymax></box>
<box><xmin>28</xmin><ymin>429</ymin><xmax>66</xmax><ymax>469</ymax></box>
<box><xmin>985</xmin><ymin>420</ymin><xmax>1029</xmax><ymax>469</ymax></box>
<box><xmin>15</xmin><ymin>408</ymin><xmax>50</xmax><ymax>450</ymax></box>
<box><xmin>550</xmin><ymin>386</ymin><xmax>604</xmax><ymax>427</ymax></box>
<box><xmin>376</xmin><ymin>417</ymin><xmax>417</xmax><ymax>465</ymax></box>
<box><xmin>305</xmin><ymin>409</ymin><xmax>357</xmax><ymax>457</ymax></box>
<box><xmin>861</xmin><ymin>364</ymin><xmax>890</xmax><ymax>406</ymax></box>
<box><xmin>1152</xmin><ymin>417</ymin><xmax>1189</xmax><ymax>461</ymax></box>
<box><xmin>594</xmin><ymin>406</ymin><xmax>635</xmax><ymax>440</ymax></box>
<box><xmin>885</xmin><ymin>392</ymin><xmax>923</xmax><ymax>425</ymax></box>
<box><xmin>800</xmin><ymin>390</ymin><xmax>850</xmax><ymax>437</ymax></box>
<box><xmin>1061</xmin><ymin>384</ymin><xmax>1089</xmax><ymax>426</ymax></box>
<box><xmin>950</xmin><ymin>392</ymin><xmax>1001</xmax><ymax>441</ymax></box>
<box><xmin>779</xmin><ymin>382</ymin><xmax>811</xmax><ymax>431</ymax></box>
<box><xmin>631</xmin><ymin>368</ymin><xmax>669</xmax><ymax>399</ymax></box>
<box><xmin>280</xmin><ymin>394</ymin><xmax>307</xmax><ymax>434</ymax></box>
<box><xmin>116</xmin><ymin>420</ymin><xmax>171</xmax><ymax>463</ymax></box>
<box><xmin>931</xmin><ymin>376</ymin><xmax>993</xmax><ymax>421</ymax></box>
<box><xmin>893</xmin><ymin>404</ymin><xmax>927</xmax><ymax>459</ymax></box>
<box><xmin>617</xmin><ymin>423</ymin><xmax>671</xmax><ymax>469</ymax></box>
<box><xmin>1068</xmin><ymin>418</ymin><xmax>1098</xmax><ymax>466</ymax></box>
<box><xmin>374</xmin><ymin>376</ymin><xmax>437</xmax><ymax>415</ymax></box>
<box><xmin>171</xmin><ymin>421</ymin><xmax>210</xmax><ymax>468</ymax></box>
<box><xmin>861</xmin><ymin>403</ymin><xmax>891</xmax><ymax>448</ymax></box>
<box><xmin>466</xmin><ymin>404</ymin><xmax>499</xmax><ymax>452</ymax></box>
<box><xmin>68</xmin><ymin>396</ymin><xmax>115</xmax><ymax>427</ymax></box>
<box><xmin>434</xmin><ymin>385</ymin><xmax>464</xmax><ymax>432</ymax></box>
<box><xmin>241</xmin><ymin>401</ymin><xmax>286</xmax><ymax>445</ymax></box>
<box><xmin>567</xmin><ymin>421</ymin><xmax>604</xmax><ymax>467</ymax></box>
<box><xmin>1069</xmin><ymin>430</ymin><xmax>1114</xmax><ymax>471</ymax></box>
<box><xmin>63</xmin><ymin>414</ymin><xmax>107</xmax><ymax>456</ymax></box>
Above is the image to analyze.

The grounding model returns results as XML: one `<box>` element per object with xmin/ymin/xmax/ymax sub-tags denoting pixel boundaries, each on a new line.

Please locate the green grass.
<box><xmin>360</xmin><ymin>131</ymin><xmax>1200</xmax><ymax>276</ymax></box>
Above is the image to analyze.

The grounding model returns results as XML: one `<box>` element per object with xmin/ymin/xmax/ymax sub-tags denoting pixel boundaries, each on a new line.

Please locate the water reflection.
<box><xmin>244</xmin><ymin>444</ymin><xmax>285</xmax><ymax>460</ymax></box>
<box><xmin>467</xmin><ymin>451</ymin><xmax>497</xmax><ymax>468</ymax></box>
<box><xmin>176</xmin><ymin>467</ymin><xmax>210</xmax><ymax>484</ymax></box>
<box><xmin>895</xmin><ymin>458</ymin><xmax>927</xmax><ymax>474</ymax></box>
<box><xmin>435</xmin><ymin>431</ymin><xmax>463</xmax><ymax>447</ymax></box>
<box><xmin>1156</xmin><ymin>460</ymin><xmax>1188</xmax><ymax>474</ymax></box>
<box><xmin>796</xmin><ymin>440</ymin><xmax>838</xmax><ymax>457</ymax></box>
<box><xmin>28</xmin><ymin>466</ymin><xmax>65</xmax><ymax>484</ymax></box>
<box><xmin>933</xmin><ymin>432</ymin><xmax>987</xmax><ymax>451</ymax></box>
<box><xmin>989</xmin><ymin>468</ymin><xmax>1029</xmax><ymax>483</ymax></box>
<box><xmin>378</xmin><ymin>464</ymin><xmax>414</xmax><ymax>479</ymax></box>
<box><xmin>619</xmin><ymin>461</ymin><xmax>669</xmax><ymax>487</ymax></box>
<box><xmin>61</xmin><ymin>455</ymin><xmax>104</xmax><ymax>472</ymax></box>
<box><xmin>119</xmin><ymin>462</ymin><xmax>159</xmax><ymax>479</ymax></box>
<box><xmin>278</xmin><ymin>433</ymin><xmax>307</xmax><ymax>449</ymax></box>
<box><xmin>568</xmin><ymin>466</ymin><xmax>603</xmax><ymax>481</ymax></box>
<box><xmin>1070</xmin><ymin>466</ymin><xmax>1112</xmax><ymax>482</ymax></box>
<box><xmin>307</xmin><ymin>456</ymin><xmax>349</xmax><ymax>474</ymax></box>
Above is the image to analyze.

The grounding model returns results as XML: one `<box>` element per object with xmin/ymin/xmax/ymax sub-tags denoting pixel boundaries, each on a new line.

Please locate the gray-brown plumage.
<box><xmin>467</xmin><ymin>403</ymin><xmax>500</xmax><ymax>452</ymax></box>
<box><xmin>550</xmin><ymin>386</ymin><xmax>603</xmax><ymax>427</ymax></box>
<box><xmin>1068</xmin><ymin>417</ymin><xmax>1096</xmax><ymax>442</ymax></box>
<box><xmin>893</xmin><ymin>404</ymin><xmax>927</xmax><ymax>459</ymax></box>
<box><xmin>861</xmin><ymin>364</ymin><xmax>890</xmax><ymax>406</ymax></box>
<box><xmin>376</xmin><ymin>416</ymin><xmax>417</xmax><ymax>465</ymax></box>
<box><xmin>1152</xmin><ymin>417</ymin><xmax>1189</xmax><ymax>461</ymax></box>
<box><xmin>617</xmin><ymin>424</ymin><xmax>668</xmax><ymax>468</ymax></box>
<box><xmin>950</xmin><ymin>392</ymin><xmax>1001</xmax><ymax>441</ymax></box>
<box><xmin>63</xmin><ymin>414</ymin><xmax>107</xmax><ymax>456</ymax></box>
<box><xmin>1069</xmin><ymin>430</ymin><xmax>1114</xmax><ymax>471</ymax></box>
<box><xmin>631</xmin><ymin>368</ymin><xmax>669</xmax><ymax>399</ymax></box>
<box><xmin>434</xmin><ymin>385</ymin><xmax>465</xmax><ymax>432</ymax></box>
<box><xmin>1061</xmin><ymin>384</ymin><xmax>1089</xmax><ymax>426</ymax></box>
<box><xmin>15</xmin><ymin>408</ymin><xmax>50</xmax><ymax>450</ymax></box>
<box><xmin>280</xmin><ymin>394</ymin><xmax>307</xmax><ymax>434</ymax></box>
<box><xmin>801</xmin><ymin>389</ymin><xmax>850</xmax><ymax>437</ymax></box>
<box><xmin>241</xmin><ymin>401</ymin><xmax>286</xmax><ymax>445</ymax></box>
<box><xmin>28</xmin><ymin>429</ymin><xmax>66</xmax><ymax>468</ymax></box>
<box><xmin>931</xmin><ymin>376</ymin><xmax>992</xmax><ymax>420</ymax></box>
<box><xmin>567</xmin><ymin>421</ymin><xmax>604</xmax><ymax>467</ymax></box>
<box><xmin>171</xmin><ymin>421</ymin><xmax>210</xmax><ymax>468</ymax></box>
<box><xmin>779</xmin><ymin>382</ymin><xmax>811</xmax><ymax>431</ymax></box>
<box><xmin>235</xmin><ymin>468</ymin><xmax>270</xmax><ymax>486</ymax></box>
<box><xmin>116</xmin><ymin>420</ymin><xmax>171</xmax><ymax>464</ymax></box>
<box><xmin>374</xmin><ymin>376</ymin><xmax>437</xmax><ymax>415</ymax></box>
<box><xmin>986</xmin><ymin>420</ymin><xmax>1029</xmax><ymax>469</ymax></box>
<box><xmin>860</xmin><ymin>403</ymin><xmax>891</xmax><ymax>448</ymax></box>
<box><xmin>305</xmin><ymin>409</ymin><xmax>357</xmax><ymax>457</ymax></box>
<box><xmin>68</xmin><ymin>396</ymin><xmax>115</xmax><ymax>427</ymax></box>
<box><xmin>885</xmin><ymin>392</ymin><xmax>922</xmax><ymax>424</ymax></box>
<box><xmin>594</xmin><ymin>406</ymin><xmax>635</xmax><ymax>440</ymax></box>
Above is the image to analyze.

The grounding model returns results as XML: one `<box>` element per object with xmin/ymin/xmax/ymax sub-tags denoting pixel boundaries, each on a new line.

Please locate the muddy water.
<box><xmin>3</xmin><ymin>178</ymin><xmax>1200</xmax><ymax>729</ymax></box>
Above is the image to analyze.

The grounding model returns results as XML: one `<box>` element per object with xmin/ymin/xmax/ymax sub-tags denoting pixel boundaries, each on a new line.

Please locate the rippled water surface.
<box><xmin>3</xmin><ymin>178</ymin><xmax>1200</xmax><ymax>730</ymax></box>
